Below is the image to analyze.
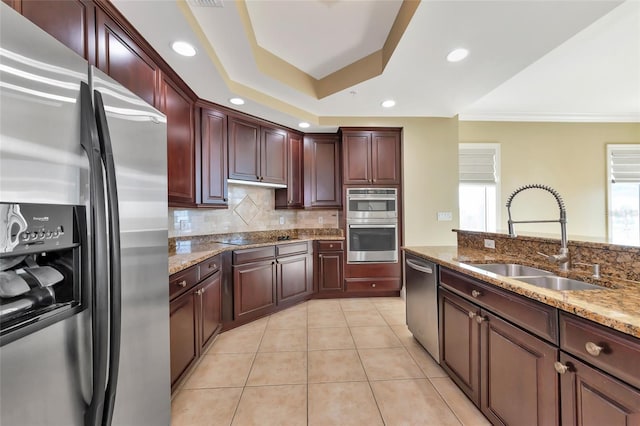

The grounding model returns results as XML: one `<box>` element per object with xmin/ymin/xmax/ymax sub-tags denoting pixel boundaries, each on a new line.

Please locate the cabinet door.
<box><xmin>481</xmin><ymin>311</ymin><xmax>559</xmax><ymax>426</ymax></box>
<box><xmin>371</xmin><ymin>131</ymin><xmax>401</xmax><ymax>184</ymax></box>
<box><xmin>317</xmin><ymin>251</ymin><xmax>344</xmax><ymax>292</ymax></box>
<box><xmin>96</xmin><ymin>8</ymin><xmax>158</xmax><ymax>106</ymax></box>
<box><xmin>260</xmin><ymin>126</ymin><xmax>287</xmax><ymax>185</ymax></box>
<box><xmin>277</xmin><ymin>254</ymin><xmax>313</xmax><ymax>304</ymax></box>
<box><xmin>197</xmin><ymin>270</ymin><xmax>222</xmax><ymax>350</ymax></box>
<box><xmin>160</xmin><ymin>75</ymin><xmax>195</xmax><ymax>206</ymax></box>
<box><xmin>559</xmin><ymin>352</ymin><xmax>640</xmax><ymax>426</ymax></box>
<box><xmin>201</xmin><ymin>108</ymin><xmax>228</xmax><ymax>206</ymax></box>
<box><xmin>18</xmin><ymin>0</ymin><xmax>94</xmax><ymax>61</ymax></box>
<box><xmin>343</xmin><ymin>132</ymin><xmax>372</xmax><ymax>184</ymax></box>
<box><xmin>228</xmin><ymin>117</ymin><xmax>260</xmax><ymax>182</ymax></box>
<box><xmin>304</xmin><ymin>135</ymin><xmax>342</xmax><ymax>208</ymax></box>
<box><xmin>169</xmin><ymin>290</ymin><xmax>197</xmax><ymax>388</ymax></box>
<box><xmin>275</xmin><ymin>133</ymin><xmax>304</xmax><ymax>209</ymax></box>
<box><xmin>233</xmin><ymin>260</ymin><xmax>276</xmax><ymax>321</ymax></box>
<box><xmin>439</xmin><ymin>288</ymin><xmax>481</xmax><ymax>405</ymax></box>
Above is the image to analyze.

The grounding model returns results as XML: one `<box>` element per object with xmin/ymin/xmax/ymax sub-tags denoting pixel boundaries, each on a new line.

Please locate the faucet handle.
<box><xmin>574</xmin><ymin>262</ymin><xmax>601</xmax><ymax>279</ymax></box>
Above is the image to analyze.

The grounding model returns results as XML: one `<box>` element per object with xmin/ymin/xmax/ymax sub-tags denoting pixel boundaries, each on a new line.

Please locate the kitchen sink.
<box><xmin>515</xmin><ymin>276</ymin><xmax>602</xmax><ymax>291</ymax></box>
<box><xmin>470</xmin><ymin>263</ymin><xmax>553</xmax><ymax>277</ymax></box>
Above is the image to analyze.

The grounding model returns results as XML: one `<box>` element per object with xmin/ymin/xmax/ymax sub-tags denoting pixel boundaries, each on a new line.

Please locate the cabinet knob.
<box><xmin>209</xmin><ymin>263</ymin><xmax>217</xmax><ymax>270</ymax></box>
<box><xmin>554</xmin><ymin>361</ymin><xmax>569</xmax><ymax>374</ymax></box>
<box><xmin>475</xmin><ymin>315</ymin><xmax>486</xmax><ymax>324</ymax></box>
<box><xmin>319</xmin><ymin>254</ymin><xmax>323</xmax><ymax>259</ymax></box>
<box><xmin>223</xmin><ymin>198</ymin><xmax>228</xmax><ymax>202</ymax></box>
<box><xmin>471</xmin><ymin>289</ymin><xmax>482</xmax><ymax>298</ymax></box>
<box><xmin>371</xmin><ymin>283</ymin><xmax>376</xmax><ymax>288</ymax></box>
<box><xmin>585</xmin><ymin>342</ymin><xmax>604</xmax><ymax>356</ymax></box>
<box><xmin>260</xmin><ymin>176</ymin><xmax>264</xmax><ymax>181</ymax></box>
<box><xmin>177</xmin><ymin>280</ymin><xmax>187</xmax><ymax>288</ymax></box>
<box><xmin>196</xmin><ymin>289</ymin><xmax>203</xmax><ymax>296</ymax></box>
<box><xmin>329</xmin><ymin>244</ymin><xmax>334</xmax><ymax>248</ymax></box>
<box><xmin>468</xmin><ymin>311</ymin><xmax>477</xmax><ymax>319</ymax></box>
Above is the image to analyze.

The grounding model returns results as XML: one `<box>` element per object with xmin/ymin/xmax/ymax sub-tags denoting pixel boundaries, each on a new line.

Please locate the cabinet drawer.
<box><xmin>233</xmin><ymin>246</ymin><xmax>275</xmax><ymax>264</ymax></box>
<box><xmin>317</xmin><ymin>240</ymin><xmax>343</xmax><ymax>251</ymax></box>
<box><xmin>560</xmin><ymin>312</ymin><xmax>640</xmax><ymax>389</ymax></box>
<box><xmin>440</xmin><ymin>268</ymin><xmax>558</xmax><ymax>344</ymax></box>
<box><xmin>169</xmin><ymin>265</ymin><xmax>199</xmax><ymax>300</ymax></box>
<box><xmin>199</xmin><ymin>254</ymin><xmax>220</xmax><ymax>280</ymax></box>
<box><xmin>276</xmin><ymin>241</ymin><xmax>308</xmax><ymax>257</ymax></box>
<box><xmin>346</xmin><ymin>277</ymin><xmax>400</xmax><ymax>292</ymax></box>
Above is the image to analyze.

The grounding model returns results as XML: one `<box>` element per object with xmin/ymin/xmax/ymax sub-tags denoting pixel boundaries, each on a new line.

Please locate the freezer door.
<box><xmin>0</xmin><ymin>4</ymin><xmax>92</xmax><ymax>426</ymax></box>
<box><xmin>91</xmin><ymin>67</ymin><xmax>171</xmax><ymax>425</ymax></box>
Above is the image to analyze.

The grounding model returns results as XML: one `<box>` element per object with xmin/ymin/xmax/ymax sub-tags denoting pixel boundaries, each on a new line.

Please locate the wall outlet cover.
<box><xmin>484</xmin><ymin>239</ymin><xmax>496</xmax><ymax>249</ymax></box>
<box><xmin>437</xmin><ymin>211</ymin><xmax>453</xmax><ymax>221</ymax></box>
<box><xmin>279</xmin><ymin>216</ymin><xmax>285</xmax><ymax>225</ymax></box>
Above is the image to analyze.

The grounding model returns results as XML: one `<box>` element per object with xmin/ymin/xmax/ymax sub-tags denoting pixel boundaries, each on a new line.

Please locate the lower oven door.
<box><xmin>347</xmin><ymin>222</ymin><xmax>398</xmax><ymax>263</ymax></box>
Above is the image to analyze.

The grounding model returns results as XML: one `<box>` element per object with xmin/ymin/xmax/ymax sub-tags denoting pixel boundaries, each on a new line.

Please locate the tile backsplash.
<box><xmin>169</xmin><ymin>183</ymin><xmax>339</xmax><ymax>237</ymax></box>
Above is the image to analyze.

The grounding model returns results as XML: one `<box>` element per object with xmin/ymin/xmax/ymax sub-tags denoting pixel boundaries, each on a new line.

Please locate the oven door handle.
<box><xmin>347</xmin><ymin>196</ymin><xmax>396</xmax><ymax>201</ymax></box>
<box><xmin>348</xmin><ymin>224</ymin><xmax>397</xmax><ymax>228</ymax></box>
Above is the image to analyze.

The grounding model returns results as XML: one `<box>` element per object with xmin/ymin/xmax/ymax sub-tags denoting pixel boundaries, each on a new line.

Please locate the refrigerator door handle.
<box><xmin>79</xmin><ymin>82</ymin><xmax>109</xmax><ymax>426</ymax></box>
<box><xmin>93</xmin><ymin>90</ymin><xmax>122</xmax><ymax>426</ymax></box>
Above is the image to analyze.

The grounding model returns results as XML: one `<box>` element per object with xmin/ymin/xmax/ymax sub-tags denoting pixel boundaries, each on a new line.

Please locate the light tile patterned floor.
<box><xmin>171</xmin><ymin>297</ymin><xmax>490</xmax><ymax>426</ymax></box>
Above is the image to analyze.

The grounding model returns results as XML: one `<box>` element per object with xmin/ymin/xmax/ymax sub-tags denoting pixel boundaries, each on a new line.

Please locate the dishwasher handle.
<box><xmin>406</xmin><ymin>259</ymin><xmax>433</xmax><ymax>274</ymax></box>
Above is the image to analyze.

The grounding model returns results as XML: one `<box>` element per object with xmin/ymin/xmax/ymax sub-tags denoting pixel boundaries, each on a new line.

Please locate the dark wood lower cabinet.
<box><xmin>559</xmin><ymin>352</ymin><xmax>640</xmax><ymax>426</ymax></box>
<box><xmin>439</xmin><ymin>288</ymin><xmax>481</xmax><ymax>405</ymax></box>
<box><xmin>197</xmin><ymin>270</ymin><xmax>222</xmax><ymax>351</ymax></box>
<box><xmin>277</xmin><ymin>253</ymin><xmax>313</xmax><ymax>305</ymax></box>
<box><xmin>481</xmin><ymin>311</ymin><xmax>558</xmax><ymax>426</ymax></box>
<box><xmin>233</xmin><ymin>259</ymin><xmax>276</xmax><ymax>321</ymax></box>
<box><xmin>169</xmin><ymin>290</ymin><xmax>197</xmax><ymax>388</ymax></box>
<box><xmin>317</xmin><ymin>252</ymin><xmax>343</xmax><ymax>292</ymax></box>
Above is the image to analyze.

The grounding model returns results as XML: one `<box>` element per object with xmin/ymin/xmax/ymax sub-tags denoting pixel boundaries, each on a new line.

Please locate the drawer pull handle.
<box><xmin>329</xmin><ymin>244</ymin><xmax>333</xmax><ymax>248</ymax></box>
<box><xmin>177</xmin><ymin>280</ymin><xmax>187</xmax><ymax>288</ymax></box>
<box><xmin>475</xmin><ymin>315</ymin><xmax>486</xmax><ymax>324</ymax></box>
<box><xmin>468</xmin><ymin>311</ymin><xmax>477</xmax><ymax>319</ymax></box>
<box><xmin>208</xmin><ymin>263</ymin><xmax>217</xmax><ymax>270</ymax></box>
<box><xmin>585</xmin><ymin>342</ymin><xmax>604</xmax><ymax>356</ymax></box>
<box><xmin>554</xmin><ymin>362</ymin><xmax>569</xmax><ymax>374</ymax></box>
<box><xmin>371</xmin><ymin>283</ymin><xmax>376</xmax><ymax>288</ymax></box>
<box><xmin>471</xmin><ymin>289</ymin><xmax>482</xmax><ymax>298</ymax></box>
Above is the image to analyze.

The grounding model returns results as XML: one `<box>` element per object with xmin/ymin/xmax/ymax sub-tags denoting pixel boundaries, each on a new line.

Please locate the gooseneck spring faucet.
<box><xmin>506</xmin><ymin>184</ymin><xmax>570</xmax><ymax>271</ymax></box>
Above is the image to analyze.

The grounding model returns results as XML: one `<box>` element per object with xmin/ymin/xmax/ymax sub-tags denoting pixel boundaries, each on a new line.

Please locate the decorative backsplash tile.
<box><xmin>169</xmin><ymin>183</ymin><xmax>339</xmax><ymax>237</ymax></box>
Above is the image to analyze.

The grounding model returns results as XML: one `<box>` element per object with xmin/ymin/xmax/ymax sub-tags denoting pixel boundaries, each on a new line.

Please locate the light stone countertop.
<box><xmin>403</xmin><ymin>245</ymin><xmax>640</xmax><ymax>339</ymax></box>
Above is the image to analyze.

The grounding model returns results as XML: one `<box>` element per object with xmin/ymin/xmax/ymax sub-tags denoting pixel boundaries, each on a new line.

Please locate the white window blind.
<box><xmin>459</xmin><ymin>145</ymin><xmax>498</xmax><ymax>183</ymax></box>
<box><xmin>609</xmin><ymin>145</ymin><xmax>640</xmax><ymax>183</ymax></box>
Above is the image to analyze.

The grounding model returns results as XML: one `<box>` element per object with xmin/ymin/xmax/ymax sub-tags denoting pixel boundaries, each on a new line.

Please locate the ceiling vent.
<box><xmin>187</xmin><ymin>0</ymin><xmax>224</xmax><ymax>7</ymax></box>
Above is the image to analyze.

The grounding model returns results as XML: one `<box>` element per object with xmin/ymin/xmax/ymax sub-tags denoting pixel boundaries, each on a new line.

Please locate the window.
<box><xmin>607</xmin><ymin>144</ymin><xmax>640</xmax><ymax>245</ymax></box>
<box><xmin>459</xmin><ymin>144</ymin><xmax>500</xmax><ymax>232</ymax></box>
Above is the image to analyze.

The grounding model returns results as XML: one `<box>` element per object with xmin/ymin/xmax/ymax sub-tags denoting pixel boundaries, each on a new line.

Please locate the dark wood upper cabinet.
<box><xmin>275</xmin><ymin>132</ymin><xmax>304</xmax><ymax>209</ymax></box>
<box><xmin>342</xmin><ymin>129</ymin><xmax>401</xmax><ymax>185</ymax></box>
<box><xmin>95</xmin><ymin>7</ymin><xmax>159</xmax><ymax>107</ymax></box>
<box><xmin>228</xmin><ymin>117</ymin><xmax>287</xmax><ymax>185</ymax></box>
<box><xmin>303</xmin><ymin>134</ymin><xmax>342</xmax><ymax>208</ymax></box>
<box><xmin>201</xmin><ymin>107</ymin><xmax>228</xmax><ymax>207</ymax></box>
<box><xmin>14</xmin><ymin>0</ymin><xmax>95</xmax><ymax>62</ymax></box>
<box><xmin>159</xmin><ymin>74</ymin><xmax>196</xmax><ymax>206</ymax></box>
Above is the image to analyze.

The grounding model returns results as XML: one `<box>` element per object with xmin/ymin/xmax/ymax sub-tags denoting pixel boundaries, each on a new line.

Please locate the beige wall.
<box><xmin>323</xmin><ymin>116</ymin><xmax>460</xmax><ymax>245</ymax></box>
<box><xmin>459</xmin><ymin>121</ymin><xmax>640</xmax><ymax>239</ymax></box>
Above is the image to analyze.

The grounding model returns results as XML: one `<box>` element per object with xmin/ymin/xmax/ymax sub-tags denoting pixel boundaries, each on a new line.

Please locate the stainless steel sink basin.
<box><xmin>516</xmin><ymin>276</ymin><xmax>603</xmax><ymax>291</ymax></box>
<box><xmin>470</xmin><ymin>263</ymin><xmax>553</xmax><ymax>277</ymax></box>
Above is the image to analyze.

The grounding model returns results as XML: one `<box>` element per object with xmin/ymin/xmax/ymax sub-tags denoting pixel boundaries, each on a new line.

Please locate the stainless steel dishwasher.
<box><xmin>404</xmin><ymin>252</ymin><xmax>439</xmax><ymax>362</ymax></box>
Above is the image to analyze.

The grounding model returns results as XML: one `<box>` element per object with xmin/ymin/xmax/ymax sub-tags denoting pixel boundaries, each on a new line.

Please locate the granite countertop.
<box><xmin>169</xmin><ymin>234</ymin><xmax>344</xmax><ymax>275</ymax></box>
<box><xmin>403</xmin><ymin>245</ymin><xmax>640</xmax><ymax>339</ymax></box>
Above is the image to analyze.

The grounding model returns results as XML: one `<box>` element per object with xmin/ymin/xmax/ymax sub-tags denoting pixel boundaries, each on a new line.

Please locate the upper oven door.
<box><xmin>346</xmin><ymin>188</ymin><xmax>397</xmax><ymax>220</ymax></box>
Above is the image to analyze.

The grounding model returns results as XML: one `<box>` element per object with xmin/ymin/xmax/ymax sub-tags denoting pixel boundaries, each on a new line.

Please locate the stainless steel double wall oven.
<box><xmin>346</xmin><ymin>188</ymin><xmax>398</xmax><ymax>263</ymax></box>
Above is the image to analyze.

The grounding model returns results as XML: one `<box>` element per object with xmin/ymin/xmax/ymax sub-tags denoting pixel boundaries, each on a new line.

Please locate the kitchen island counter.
<box><xmin>403</xmin><ymin>245</ymin><xmax>640</xmax><ymax>338</ymax></box>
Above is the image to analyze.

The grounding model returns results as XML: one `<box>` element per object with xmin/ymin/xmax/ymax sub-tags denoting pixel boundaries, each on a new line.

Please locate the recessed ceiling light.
<box><xmin>171</xmin><ymin>41</ymin><xmax>196</xmax><ymax>57</ymax></box>
<box><xmin>298</xmin><ymin>122</ymin><xmax>310</xmax><ymax>129</ymax></box>
<box><xmin>229</xmin><ymin>97</ymin><xmax>245</xmax><ymax>105</ymax></box>
<box><xmin>447</xmin><ymin>48</ymin><xmax>469</xmax><ymax>62</ymax></box>
<box><xmin>381</xmin><ymin>100</ymin><xmax>396</xmax><ymax>108</ymax></box>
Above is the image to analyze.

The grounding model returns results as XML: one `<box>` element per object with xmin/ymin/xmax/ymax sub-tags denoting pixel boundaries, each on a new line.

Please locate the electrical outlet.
<box><xmin>279</xmin><ymin>216</ymin><xmax>285</xmax><ymax>225</ymax></box>
<box><xmin>437</xmin><ymin>211</ymin><xmax>453</xmax><ymax>221</ymax></box>
<box><xmin>179</xmin><ymin>220</ymin><xmax>191</xmax><ymax>231</ymax></box>
<box><xmin>318</xmin><ymin>216</ymin><xmax>324</xmax><ymax>225</ymax></box>
<box><xmin>484</xmin><ymin>239</ymin><xmax>496</xmax><ymax>249</ymax></box>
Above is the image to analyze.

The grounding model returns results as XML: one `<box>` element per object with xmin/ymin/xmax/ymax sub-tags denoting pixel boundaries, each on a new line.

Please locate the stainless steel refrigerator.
<box><xmin>0</xmin><ymin>4</ymin><xmax>171</xmax><ymax>425</ymax></box>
